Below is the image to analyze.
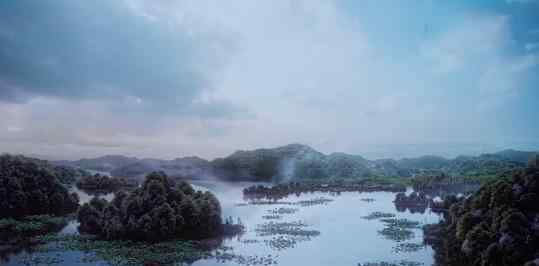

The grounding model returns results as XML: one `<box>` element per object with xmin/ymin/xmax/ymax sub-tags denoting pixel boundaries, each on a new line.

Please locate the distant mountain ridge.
<box><xmin>52</xmin><ymin>144</ymin><xmax>537</xmax><ymax>182</ymax></box>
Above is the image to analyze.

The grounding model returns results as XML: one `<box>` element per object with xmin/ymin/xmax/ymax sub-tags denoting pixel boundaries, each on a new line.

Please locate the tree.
<box><xmin>78</xmin><ymin>172</ymin><xmax>223</xmax><ymax>241</ymax></box>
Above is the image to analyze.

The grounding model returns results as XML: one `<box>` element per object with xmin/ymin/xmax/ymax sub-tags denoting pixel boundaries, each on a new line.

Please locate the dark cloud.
<box><xmin>0</xmin><ymin>0</ymin><xmax>235</xmax><ymax>115</ymax></box>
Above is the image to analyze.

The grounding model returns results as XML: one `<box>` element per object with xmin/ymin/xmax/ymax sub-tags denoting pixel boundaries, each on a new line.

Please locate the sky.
<box><xmin>0</xmin><ymin>0</ymin><xmax>538</xmax><ymax>160</ymax></box>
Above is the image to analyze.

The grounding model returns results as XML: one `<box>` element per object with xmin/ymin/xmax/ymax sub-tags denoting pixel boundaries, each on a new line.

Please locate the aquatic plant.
<box><xmin>214</xmin><ymin>249</ymin><xmax>278</xmax><ymax>265</ymax></box>
<box><xmin>378</xmin><ymin>226</ymin><xmax>415</xmax><ymax>242</ymax></box>
<box><xmin>268</xmin><ymin>207</ymin><xmax>299</xmax><ymax>215</ymax></box>
<box><xmin>377</xmin><ymin>218</ymin><xmax>420</xmax><ymax>242</ymax></box>
<box><xmin>295</xmin><ymin>197</ymin><xmax>333</xmax><ymax>206</ymax></box>
<box><xmin>34</xmin><ymin>234</ymin><xmax>209</xmax><ymax>266</ymax></box>
<box><xmin>0</xmin><ymin>215</ymin><xmax>68</xmax><ymax>237</ymax></box>
<box><xmin>361</xmin><ymin>212</ymin><xmax>396</xmax><ymax>220</ymax></box>
<box><xmin>262</xmin><ymin>215</ymin><xmax>282</xmax><ymax>220</ymax></box>
<box><xmin>255</xmin><ymin>221</ymin><xmax>319</xmax><ymax>237</ymax></box>
<box><xmin>379</xmin><ymin>218</ymin><xmax>421</xmax><ymax>230</ymax></box>
<box><xmin>392</xmin><ymin>242</ymin><xmax>425</xmax><ymax>253</ymax></box>
<box><xmin>359</xmin><ymin>261</ymin><xmax>423</xmax><ymax>266</ymax></box>
<box><xmin>264</xmin><ymin>235</ymin><xmax>312</xmax><ymax>251</ymax></box>
<box><xmin>255</xmin><ymin>220</ymin><xmax>320</xmax><ymax>251</ymax></box>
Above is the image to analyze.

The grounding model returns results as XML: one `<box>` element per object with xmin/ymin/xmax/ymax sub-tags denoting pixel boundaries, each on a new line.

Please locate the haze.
<box><xmin>1</xmin><ymin>0</ymin><xmax>538</xmax><ymax>160</ymax></box>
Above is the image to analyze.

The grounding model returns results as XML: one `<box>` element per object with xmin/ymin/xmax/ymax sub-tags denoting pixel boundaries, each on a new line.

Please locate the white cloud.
<box><xmin>1</xmin><ymin>1</ymin><xmax>537</xmax><ymax>159</ymax></box>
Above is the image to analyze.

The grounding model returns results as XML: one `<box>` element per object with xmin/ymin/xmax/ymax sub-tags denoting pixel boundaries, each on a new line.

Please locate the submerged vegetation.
<box><xmin>78</xmin><ymin>171</ymin><xmax>229</xmax><ymax>241</ymax></box>
<box><xmin>424</xmin><ymin>164</ymin><xmax>539</xmax><ymax>266</ymax></box>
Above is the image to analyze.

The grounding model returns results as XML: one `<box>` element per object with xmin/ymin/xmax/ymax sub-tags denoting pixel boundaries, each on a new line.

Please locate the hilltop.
<box><xmin>51</xmin><ymin>144</ymin><xmax>537</xmax><ymax>182</ymax></box>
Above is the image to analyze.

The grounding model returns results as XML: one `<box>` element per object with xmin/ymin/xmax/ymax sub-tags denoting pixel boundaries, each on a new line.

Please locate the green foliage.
<box><xmin>0</xmin><ymin>215</ymin><xmax>68</xmax><ymax>238</ymax></box>
<box><xmin>78</xmin><ymin>171</ymin><xmax>223</xmax><ymax>241</ymax></box>
<box><xmin>0</xmin><ymin>155</ymin><xmax>79</xmax><ymax>218</ymax></box>
<box><xmin>76</xmin><ymin>173</ymin><xmax>137</xmax><ymax>193</ymax></box>
<box><xmin>35</xmin><ymin>234</ymin><xmax>207</xmax><ymax>266</ymax></box>
<box><xmin>424</xmin><ymin>166</ymin><xmax>539</xmax><ymax>266</ymax></box>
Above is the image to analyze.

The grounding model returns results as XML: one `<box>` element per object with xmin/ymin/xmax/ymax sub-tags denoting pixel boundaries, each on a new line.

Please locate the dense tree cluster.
<box><xmin>0</xmin><ymin>155</ymin><xmax>80</xmax><ymax>218</ymax></box>
<box><xmin>78</xmin><ymin>172</ymin><xmax>223</xmax><ymax>241</ymax></box>
<box><xmin>394</xmin><ymin>192</ymin><xmax>429</xmax><ymax>214</ymax></box>
<box><xmin>243</xmin><ymin>181</ymin><xmax>406</xmax><ymax>200</ymax></box>
<box><xmin>411</xmin><ymin>174</ymin><xmax>480</xmax><ymax>191</ymax></box>
<box><xmin>424</xmin><ymin>163</ymin><xmax>539</xmax><ymax>266</ymax></box>
<box><xmin>76</xmin><ymin>174</ymin><xmax>138</xmax><ymax>193</ymax></box>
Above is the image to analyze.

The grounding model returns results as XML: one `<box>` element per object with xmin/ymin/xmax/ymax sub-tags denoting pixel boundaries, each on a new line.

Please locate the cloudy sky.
<box><xmin>1</xmin><ymin>0</ymin><xmax>538</xmax><ymax>160</ymax></box>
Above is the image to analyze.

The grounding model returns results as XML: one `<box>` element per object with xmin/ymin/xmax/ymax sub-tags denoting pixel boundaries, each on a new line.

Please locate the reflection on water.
<box><xmin>4</xmin><ymin>181</ymin><xmax>442</xmax><ymax>266</ymax></box>
<box><xmin>191</xmin><ymin>182</ymin><xmax>440</xmax><ymax>266</ymax></box>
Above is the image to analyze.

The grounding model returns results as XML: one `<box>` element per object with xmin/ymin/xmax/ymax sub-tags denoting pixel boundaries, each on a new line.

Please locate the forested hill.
<box><xmin>50</xmin><ymin>145</ymin><xmax>537</xmax><ymax>182</ymax></box>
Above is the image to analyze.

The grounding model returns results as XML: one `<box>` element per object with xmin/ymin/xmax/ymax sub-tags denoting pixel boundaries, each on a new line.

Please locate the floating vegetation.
<box><xmin>264</xmin><ymin>235</ymin><xmax>311</xmax><ymax>251</ymax></box>
<box><xmin>0</xmin><ymin>215</ymin><xmax>68</xmax><ymax>237</ymax></box>
<box><xmin>255</xmin><ymin>221</ymin><xmax>320</xmax><ymax>251</ymax></box>
<box><xmin>392</xmin><ymin>242</ymin><xmax>425</xmax><ymax>253</ymax></box>
<box><xmin>378</xmin><ymin>218</ymin><xmax>420</xmax><ymax>242</ymax></box>
<box><xmin>262</xmin><ymin>215</ymin><xmax>282</xmax><ymax>220</ymax></box>
<box><xmin>32</xmin><ymin>234</ymin><xmax>209</xmax><ymax>266</ymax></box>
<box><xmin>359</xmin><ymin>260</ymin><xmax>423</xmax><ymax>266</ymax></box>
<box><xmin>268</xmin><ymin>207</ymin><xmax>299</xmax><ymax>215</ymax></box>
<box><xmin>378</xmin><ymin>227</ymin><xmax>415</xmax><ymax>242</ymax></box>
<box><xmin>239</xmin><ymin>239</ymin><xmax>260</xmax><ymax>244</ymax></box>
<box><xmin>376</xmin><ymin>218</ymin><xmax>421</xmax><ymax>243</ymax></box>
<box><xmin>360</xmin><ymin>198</ymin><xmax>375</xmax><ymax>202</ymax></box>
<box><xmin>255</xmin><ymin>221</ymin><xmax>319</xmax><ymax>237</ymax></box>
<box><xmin>20</xmin><ymin>253</ymin><xmax>64</xmax><ymax>266</ymax></box>
<box><xmin>379</xmin><ymin>218</ymin><xmax>421</xmax><ymax>230</ymax></box>
<box><xmin>361</xmin><ymin>212</ymin><xmax>396</xmax><ymax>220</ymax></box>
<box><xmin>378</xmin><ymin>219</ymin><xmax>419</xmax><ymax>242</ymax></box>
<box><xmin>246</xmin><ymin>200</ymin><xmax>294</xmax><ymax>206</ymax></box>
<box><xmin>295</xmin><ymin>197</ymin><xmax>333</xmax><ymax>207</ymax></box>
<box><xmin>215</xmin><ymin>251</ymin><xmax>278</xmax><ymax>266</ymax></box>
<box><xmin>245</xmin><ymin>197</ymin><xmax>332</xmax><ymax>207</ymax></box>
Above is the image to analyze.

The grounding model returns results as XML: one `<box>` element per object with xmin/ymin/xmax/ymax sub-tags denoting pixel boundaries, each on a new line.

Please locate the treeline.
<box><xmin>76</xmin><ymin>174</ymin><xmax>138</xmax><ymax>193</ymax></box>
<box><xmin>78</xmin><ymin>172</ymin><xmax>224</xmax><ymax>241</ymax></box>
<box><xmin>424</xmin><ymin>160</ymin><xmax>539</xmax><ymax>266</ymax></box>
<box><xmin>0</xmin><ymin>155</ymin><xmax>79</xmax><ymax>218</ymax></box>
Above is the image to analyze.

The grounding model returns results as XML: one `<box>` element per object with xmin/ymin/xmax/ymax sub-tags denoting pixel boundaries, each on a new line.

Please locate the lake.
<box><xmin>3</xmin><ymin>181</ymin><xmax>441</xmax><ymax>266</ymax></box>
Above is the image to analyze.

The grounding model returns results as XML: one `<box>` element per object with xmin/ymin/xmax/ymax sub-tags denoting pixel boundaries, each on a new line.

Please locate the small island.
<box><xmin>78</xmin><ymin>171</ymin><xmax>242</xmax><ymax>241</ymax></box>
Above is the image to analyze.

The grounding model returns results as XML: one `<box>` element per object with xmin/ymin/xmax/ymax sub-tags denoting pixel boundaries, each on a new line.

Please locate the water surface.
<box><xmin>3</xmin><ymin>181</ymin><xmax>441</xmax><ymax>266</ymax></box>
